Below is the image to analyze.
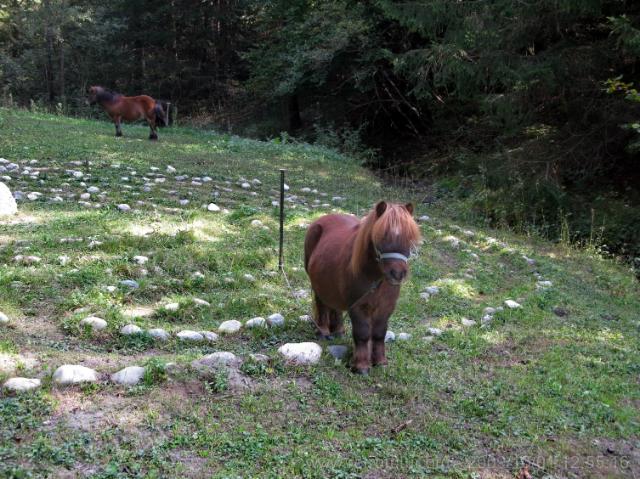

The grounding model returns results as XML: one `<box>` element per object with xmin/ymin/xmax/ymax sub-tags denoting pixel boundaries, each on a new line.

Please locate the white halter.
<box><xmin>375</xmin><ymin>247</ymin><xmax>409</xmax><ymax>263</ymax></box>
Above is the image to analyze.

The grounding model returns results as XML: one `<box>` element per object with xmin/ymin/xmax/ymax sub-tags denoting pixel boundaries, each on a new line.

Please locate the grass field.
<box><xmin>0</xmin><ymin>108</ymin><xmax>638</xmax><ymax>478</ymax></box>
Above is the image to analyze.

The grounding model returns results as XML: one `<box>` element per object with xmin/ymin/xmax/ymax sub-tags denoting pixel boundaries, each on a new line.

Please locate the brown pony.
<box><xmin>304</xmin><ymin>201</ymin><xmax>421</xmax><ymax>374</ymax></box>
<box><xmin>87</xmin><ymin>86</ymin><xmax>167</xmax><ymax>140</ymax></box>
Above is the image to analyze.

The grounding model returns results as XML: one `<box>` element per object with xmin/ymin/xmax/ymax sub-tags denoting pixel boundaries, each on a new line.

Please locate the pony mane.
<box><xmin>350</xmin><ymin>203</ymin><xmax>421</xmax><ymax>273</ymax></box>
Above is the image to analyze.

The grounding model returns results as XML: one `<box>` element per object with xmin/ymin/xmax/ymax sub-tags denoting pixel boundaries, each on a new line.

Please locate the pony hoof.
<box><xmin>352</xmin><ymin>367</ymin><xmax>369</xmax><ymax>376</ymax></box>
<box><xmin>316</xmin><ymin>332</ymin><xmax>334</xmax><ymax>341</ymax></box>
<box><xmin>149</xmin><ymin>136</ymin><xmax>158</xmax><ymax>141</ymax></box>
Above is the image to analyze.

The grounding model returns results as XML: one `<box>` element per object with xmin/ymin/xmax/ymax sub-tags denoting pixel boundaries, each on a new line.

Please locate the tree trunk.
<box><xmin>43</xmin><ymin>0</ymin><xmax>55</xmax><ymax>104</ymax></box>
<box><xmin>288</xmin><ymin>94</ymin><xmax>302</xmax><ymax>132</ymax></box>
<box><xmin>59</xmin><ymin>39</ymin><xmax>65</xmax><ymax>101</ymax></box>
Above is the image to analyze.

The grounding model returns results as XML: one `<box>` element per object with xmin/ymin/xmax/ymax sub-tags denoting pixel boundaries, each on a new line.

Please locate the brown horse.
<box><xmin>304</xmin><ymin>201</ymin><xmax>421</xmax><ymax>374</ymax></box>
<box><xmin>87</xmin><ymin>86</ymin><xmax>167</xmax><ymax>140</ymax></box>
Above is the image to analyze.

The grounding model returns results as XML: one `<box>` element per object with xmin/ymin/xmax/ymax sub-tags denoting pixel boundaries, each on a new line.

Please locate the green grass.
<box><xmin>0</xmin><ymin>108</ymin><xmax>638</xmax><ymax>478</ymax></box>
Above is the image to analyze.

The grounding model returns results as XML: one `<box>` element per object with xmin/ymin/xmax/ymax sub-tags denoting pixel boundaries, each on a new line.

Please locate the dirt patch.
<box><xmin>168</xmin><ymin>450</ymin><xmax>213</xmax><ymax>478</ymax></box>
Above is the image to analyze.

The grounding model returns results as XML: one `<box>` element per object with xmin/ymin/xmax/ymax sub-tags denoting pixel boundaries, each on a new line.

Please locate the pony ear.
<box><xmin>375</xmin><ymin>201</ymin><xmax>387</xmax><ymax>218</ymax></box>
<box><xmin>404</xmin><ymin>203</ymin><xmax>414</xmax><ymax>215</ymax></box>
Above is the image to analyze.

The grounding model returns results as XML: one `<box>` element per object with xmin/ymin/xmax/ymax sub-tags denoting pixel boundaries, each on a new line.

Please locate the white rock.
<box><xmin>245</xmin><ymin>317</ymin><xmax>266</xmax><ymax>328</ymax></box>
<box><xmin>427</xmin><ymin>327</ymin><xmax>443</xmax><ymax>336</ymax></box>
<box><xmin>164</xmin><ymin>302</ymin><xmax>180</xmax><ymax>312</ymax></box>
<box><xmin>483</xmin><ymin>307</ymin><xmax>497</xmax><ymax>315</ymax></box>
<box><xmin>250</xmin><ymin>219</ymin><xmax>263</xmax><ymax>227</ymax></box>
<box><xmin>192</xmin><ymin>352</ymin><xmax>241</xmax><ymax>372</ymax></box>
<box><xmin>385</xmin><ymin>331</ymin><xmax>396</xmax><ymax>342</ymax></box>
<box><xmin>0</xmin><ymin>311</ymin><xmax>9</xmax><ymax>325</ymax></box>
<box><xmin>252</xmin><ymin>178</ymin><xmax>262</xmax><ymax>186</ymax></box>
<box><xmin>461</xmin><ymin>318</ymin><xmax>477</xmax><ymax>327</ymax></box>
<box><xmin>298</xmin><ymin>315</ymin><xmax>311</xmax><ymax>322</ymax></box>
<box><xmin>397</xmin><ymin>332</ymin><xmax>412</xmax><ymax>341</ymax></box>
<box><xmin>133</xmin><ymin>255</ymin><xmax>148</xmax><ymax>265</ymax></box>
<box><xmin>166</xmin><ymin>165</ymin><xmax>177</xmax><ymax>173</ymax></box>
<box><xmin>327</xmin><ymin>345</ymin><xmax>348</xmax><ymax>359</ymax></box>
<box><xmin>0</xmin><ymin>182</ymin><xmax>18</xmax><ymax>216</ymax></box>
<box><xmin>424</xmin><ymin>286</ymin><xmax>440</xmax><ymax>295</ymax></box>
<box><xmin>536</xmin><ymin>280</ymin><xmax>553</xmax><ymax>289</ymax></box>
<box><xmin>120</xmin><ymin>324</ymin><xmax>142</xmax><ymax>335</ymax></box>
<box><xmin>443</xmin><ymin>236</ymin><xmax>460</xmax><ymax>248</ymax></box>
<box><xmin>207</xmin><ymin>203</ymin><xmax>220</xmax><ymax>212</ymax></box>
<box><xmin>241</xmin><ymin>182</ymin><xmax>251</xmax><ymax>189</ymax></box>
<box><xmin>80</xmin><ymin>316</ymin><xmax>107</xmax><ymax>331</ymax></box>
<box><xmin>3</xmin><ymin>377</ymin><xmax>41</xmax><ymax>393</ymax></box>
<box><xmin>148</xmin><ymin>328</ymin><xmax>170</xmax><ymax>340</ymax></box>
<box><xmin>201</xmin><ymin>331</ymin><xmax>219</xmax><ymax>342</ymax></box>
<box><xmin>111</xmin><ymin>366</ymin><xmax>145</xmax><ymax>386</ymax></box>
<box><xmin>504</xmin><ymin>300</ymin><xmax>521</xmax><ymax>309</ymax></box>
<box><xmin>192</xmin><ymin>298</ymin><xmax>210</xmax><ymax>307</ymax></box>
<box><xmin>300</xmin><ymin>187</ymin><xmax>311</xmax><ymax>193</ymax></box>
<box><xmin>27</xmin><ymin>192</ymin><xmax>41</xmax><ymax>201</ymax></box>
<box><xmin>419</xmin><ymin>292</ymin><xmax>430</xmax><ymax>300</ymax></box>
<box><xmin>481</xmin><ymin>315</ymin><xmax>493</xmax><ymax>324</ymax></box>
<box><xmin>119</xmin><ymin>279</ymin><xmax>139</xmax><ymax>289</ymax></box>
<box><xmin>192</xmin><ymin>271</ymin><xmax>205</xmax><ymax>280</ymax></box>
<box><xmin>53</xmin><ymin>365</ymin><xmax>98</xmax><ymax>385</ymax></box>
<box><xmin>243</xmin><ymin>273</ymin><xmax>256</xmax><ymax>282</ymax></box>
<box><xmin>80</xmin><ymin>192</ymin><xmax>91</xmax><ymax>200</ymax></box>
<box><xmin>218</xmin><ymin>320</ymin><xmax>242</xmax><ymax>334</ymax></box>
<box><xmin>250</xmin><ymin>353</ymin><xmax>269</xmax><ymax>362</ymax></box>
<box><xmin>87</xmin><ymin>186</ymin><xmax>100</xmax><ymax>194</ymax></box>
<box><xmin>179</xmin><ymin>199</ymin><xmax>189</xmax><ymax>206</ymax></box>
<box><xmin>267</xmin><ymin>313</ymin><xmax>285</xmax><ymax>327</ymax></box>
<box><xmin>117</xmin><ymin>204</ymin><xmax>131</xmax><ymax>212</ymax></box>
<box><xmin>177</xmin><ymin>330</ymin><xmax>204</xmax><ymax>341</ymax></box>
<box><xmin>278</xmin><ymin>342</ymin><xmax>322</xmax><ymax>365</ymax></box>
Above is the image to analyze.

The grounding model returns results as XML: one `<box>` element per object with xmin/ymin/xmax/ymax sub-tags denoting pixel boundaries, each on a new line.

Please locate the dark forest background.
<box><xmin>1</xmin><ymin>0</ymin><xmax>639</xmax><ymax>267</ymax></box>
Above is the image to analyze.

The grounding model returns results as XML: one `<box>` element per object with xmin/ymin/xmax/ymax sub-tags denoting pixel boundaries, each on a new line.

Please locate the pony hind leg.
<box><xmin>328</xmin><ymin>310</ymin><xmax>344</xmax><ymax>338</ymax></box>
<box><xmin>312</xmin><ymin>293</ymin><xmax>333</xmax><ymax>340</ymax></box>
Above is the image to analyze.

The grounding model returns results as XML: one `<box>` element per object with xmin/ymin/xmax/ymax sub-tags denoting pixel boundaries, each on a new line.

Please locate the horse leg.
<box><xmin>349</xmin><ymin>307</ymin><xmax>371</xmax><ymax>374</ymax></box>
<box><xmin>114</xmin><ymin>116</ymin><xmax>122</xmax><ymax>137</ymax></box>
<box><xmin>329</xmin><ymin>310</ymin><xmax>344</xmax><ymax>337</ymax></box>
<box><xmin>147</xmin><ymin>115</ymin><xmax>158</xmax><ymax>140</ymax></box>
<box><xmin>371</xmin><ymin>314</ymin><xmax>390</xmax><ymax>367</ymax></box>
<box><xmin>312</xmin><ymin>293</ymin><xmax>333</xmax><ymax>339</ymax></box>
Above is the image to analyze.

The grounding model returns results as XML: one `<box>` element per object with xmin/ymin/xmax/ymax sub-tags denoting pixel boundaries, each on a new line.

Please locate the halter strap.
<box><xmin>374</xmin><ymin>246</ymin><xmax>410</xmax><ymax>263</ymax></box>
<box><xmin>378</xmin><ymin>252</ymin><xmax>409</xmax><ymax>263</ymax></box>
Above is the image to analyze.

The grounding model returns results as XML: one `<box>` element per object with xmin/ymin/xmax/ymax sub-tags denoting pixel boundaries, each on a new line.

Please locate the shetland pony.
<box><xmin>87</xmin><ymin>86</ymin><xmax>167</xmax><ymax>140</ymax></box>
<box><xmin>304</xmin><ymin>201</ymin><xmax>421</xmax><ymax>374</ymax></box>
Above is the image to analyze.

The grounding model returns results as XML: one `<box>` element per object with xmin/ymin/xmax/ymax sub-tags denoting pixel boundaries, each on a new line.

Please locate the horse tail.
<box><xmin>154</xmin><ymin>102</ymin><xmax>168</xmax><ymax>127</ymax></box>
<box><xmin>304</xmin><ymin>223</ymin><xmax>323</xmax><ymax>272</ymax></box>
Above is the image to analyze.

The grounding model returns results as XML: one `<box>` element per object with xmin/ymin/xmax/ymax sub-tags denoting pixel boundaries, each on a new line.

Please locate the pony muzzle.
<box><xmin>376</xmin><ymin>251</ymin><xmax>410</xmax><ymax>285</ymax></box>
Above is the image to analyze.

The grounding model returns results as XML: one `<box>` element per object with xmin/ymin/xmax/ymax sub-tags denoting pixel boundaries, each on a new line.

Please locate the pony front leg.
<box><xmin>349</xmin><ymin>307</ymin><xmax>372</xmax><ymax>374</ymax></box>
<box><xmin>114</xmin><ymin>117</ymin><xmax>123</xmax><ymax>137</ymax></box>
<box><xmin>371</xmin><ymin>315</ymin><xmax>390</xmax><ymax>367</ymax></box>
<box><xmin>146</xmin><ymin>115</ymin><xmax>158</xmax><ymax>140</ymax></box>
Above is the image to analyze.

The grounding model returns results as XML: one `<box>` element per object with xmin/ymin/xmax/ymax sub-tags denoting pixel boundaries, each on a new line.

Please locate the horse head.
<box><xmin>353</xmin><ymin>201</ymin><xmax>421</xmax><ymax>285</ymax></box>
<box><xmin>86</xmin><ymin>86</ymin><xmax>101</xmax><ymax>105</ymax></box>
